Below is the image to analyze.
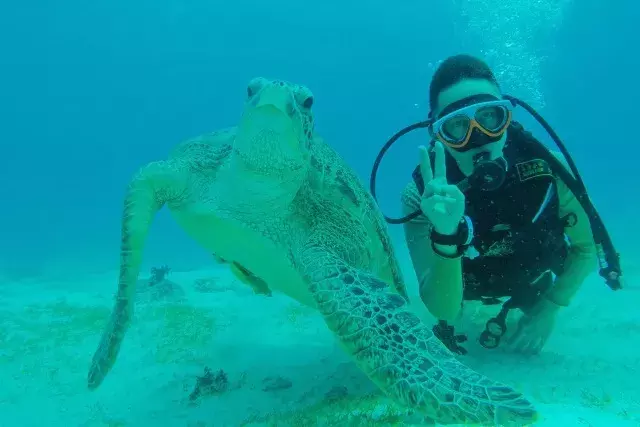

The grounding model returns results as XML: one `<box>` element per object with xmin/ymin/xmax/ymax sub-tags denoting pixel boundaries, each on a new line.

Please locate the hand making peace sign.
<box><xmin>419</xmin><ymin>141</ymin><xmax>466</xmax><ymax>236</ymax></box>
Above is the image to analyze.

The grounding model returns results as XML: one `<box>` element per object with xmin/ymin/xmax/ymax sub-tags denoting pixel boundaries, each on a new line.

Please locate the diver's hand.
<box><xmin>419</xmin><ymin>142</ymin><xmax>465</xmax><ymax>235</ymax></box>
<box><xmin>507</xmin><ymin>298</ymin><xmax>560</xmax><ymax>355</ymax></box>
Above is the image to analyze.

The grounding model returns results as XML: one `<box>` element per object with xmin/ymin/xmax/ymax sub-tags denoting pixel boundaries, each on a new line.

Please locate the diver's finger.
<box><xmin>426</xmin><ymin>195</ymin><xmax>457</xmax><ymax>215</ymax></box>
<box><xmin>530</xmin><ymin>338</ymin><xmax>544</xmax><ymax>355</ymax></box>
<box><xmin>424</xmin><ymin>180</ymin><xmax>446</xmax><ymax>198</ymax></box>
<box><xmin>430</xmin><ymin>194</ymin><xmax>458</xmax><ymax>205</ymax></box>
<box><xmin>506</xmin><ymin>323</ymin><xmax>524</xmax><ymax>346</ymax></box>
<box><xmin>521</xmin><ymin>337</ymin><xmax>540</xmax><ymax>355</ymax></box>
<box><xmin>423</xmin><ymin>195</ymin><xmax>456</xmax><ymax>212</ymax></box>
<box><xmin>517</xmin><ymin>337</ymin><xmax>531</xmax><ymax>353</ymax></box>
<box><xmin>419</xmin><ymin>145</ymin><xmax>433</xmax><ymax>186</ymax></box>
<box><xmin>433</xmin><ymin>141</ymin><xmax>447</xmax><ymax>181</ymax></box>
<box><xmin>443</xmin><ymin>184</ymin><xmax>465</xmax><ymax>202</ymax></box>
<box><xmin>512</xmin><ymin>336</ymin><xmax>528</xmax><ymax>353</ymax></box>
<box><xmin>433</xmin><ymin>203</ymin><xmax>446</xmax><ymax>215</ymax></box>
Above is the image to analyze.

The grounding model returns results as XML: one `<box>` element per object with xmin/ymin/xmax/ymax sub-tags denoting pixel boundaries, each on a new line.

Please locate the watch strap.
<box><xmin>430</xmin><ymin>215</ymin><xmax>474</xmax><ymax>246</ymax></box>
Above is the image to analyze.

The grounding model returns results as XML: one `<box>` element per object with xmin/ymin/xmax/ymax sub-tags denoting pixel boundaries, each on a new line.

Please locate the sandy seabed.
<box><xmin>0</xmin><ymin>255</ymin><xmax>638</xmax><ymax>427</ymax></box>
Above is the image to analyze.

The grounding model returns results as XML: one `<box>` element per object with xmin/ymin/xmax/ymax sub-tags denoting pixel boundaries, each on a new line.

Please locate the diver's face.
<box><xmin>433</xmin><ymin>78</ymin><xmax>507</xmax><ymax>163</ymax></box>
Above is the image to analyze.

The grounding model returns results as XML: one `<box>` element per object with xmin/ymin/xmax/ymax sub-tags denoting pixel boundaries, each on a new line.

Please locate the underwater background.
<box><xmin>1</xmin><ymin>0</ymin><xmax>638</xmax><ymax>425</ymax></box>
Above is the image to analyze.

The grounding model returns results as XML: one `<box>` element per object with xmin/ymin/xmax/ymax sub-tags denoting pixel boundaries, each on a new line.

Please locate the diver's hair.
<box><xmin>429</xmin><ymin>54</ymin><xmax>499</xmax><ymax>112</ymax></box>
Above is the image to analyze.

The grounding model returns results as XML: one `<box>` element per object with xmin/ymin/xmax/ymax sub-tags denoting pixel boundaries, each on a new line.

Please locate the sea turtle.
<box><xmin>87</xmin><ymin>77</ymin><xmax>538</xmax><ymax>425</ymax></box>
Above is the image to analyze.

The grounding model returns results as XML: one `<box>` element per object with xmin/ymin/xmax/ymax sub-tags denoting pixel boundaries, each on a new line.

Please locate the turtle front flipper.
<box><xmin>299</xmin><ymin>245</ymin><xmax>538</xmax><ymax>426</ymax></box>
<box><xmin>88</xmin><ymin>160</ymin><xmax>187</xmax><ymax>390</ymax></box>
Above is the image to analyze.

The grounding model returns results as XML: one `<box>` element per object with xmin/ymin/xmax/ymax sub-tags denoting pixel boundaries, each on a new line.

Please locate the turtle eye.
<box><xmin>302</xmin><ymin>96</ymin><xmax>313</xmax><ymax>109</ymax></box>
<box><xmin>247</xmin><ymin>78</ymin><xmax>267</xmax><ymax>98</ymax></box>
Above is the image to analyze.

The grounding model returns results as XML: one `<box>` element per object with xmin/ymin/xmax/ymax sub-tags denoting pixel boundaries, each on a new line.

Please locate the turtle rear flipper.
<box><xmin>213</xmin><ymin>254</ymin><xmax>272</xmax><ymax>297</ymax></box>
<box><xmin>300</xmin><ymin>244</ymin><xmax>538</xmax><ymax>426</ymax></box>
<box><xmin>212</xmin><ymin>254</ymin><xmax>272</xmax><ymax>296</ymax></box>
<box><xmin>231</xmin><ymin>262</ymin><xmax>272</xmax><ymax>296</ymax></box>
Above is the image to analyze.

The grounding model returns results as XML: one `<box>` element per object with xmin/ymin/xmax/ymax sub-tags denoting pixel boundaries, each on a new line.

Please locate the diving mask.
<box><xmin>431</xmin><ymin>95</ymin><xmax>513</xmax><ymax>151</ymax></box>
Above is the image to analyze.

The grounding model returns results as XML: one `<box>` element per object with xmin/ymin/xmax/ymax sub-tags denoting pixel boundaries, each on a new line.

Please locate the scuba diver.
<box><xmin>370</xmin><ymin>54</ymin><xmax>623</xmax><ymax>355</ymax></box>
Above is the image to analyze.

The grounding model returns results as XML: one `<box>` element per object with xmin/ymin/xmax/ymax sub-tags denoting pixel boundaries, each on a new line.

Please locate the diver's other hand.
<box><xmin>418</xmin><ymin>142</ymin><xmax>465</xmax><ymax>235</ymax></box>
<box><xmin>507</xmin><ymin>298</ymin><xmax>560</xmax><ymax>355</ymax></box>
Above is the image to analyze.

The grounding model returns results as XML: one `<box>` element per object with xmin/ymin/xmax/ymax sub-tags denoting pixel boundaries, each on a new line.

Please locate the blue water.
<box><xmin>0</xmin><ymin>0</ymin><xmax>637</xmax><ymax>424</ymax></box>
<box><xmin>2</xmin><ymin>0</ymin><xmax>635</xmax><ymax>278</ymax></box>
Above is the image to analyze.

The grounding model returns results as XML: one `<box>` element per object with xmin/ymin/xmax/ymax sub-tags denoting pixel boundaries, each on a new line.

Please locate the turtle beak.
<box><xmin>242</xmin><ymin>85</ymin><xmax>296</xmax><ymax>140</ymax></box>
<box><xmin>254</xmin><ymin>84</ymin><xmax>294</xmax><ymax>115</ymax></box>
<box><xmin>235</xmin><ymin>85</ymin><xmax>302</xmax><ymax>168</ymax></box>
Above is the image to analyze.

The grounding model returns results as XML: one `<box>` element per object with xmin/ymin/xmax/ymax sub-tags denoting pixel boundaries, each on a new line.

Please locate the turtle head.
<box><xmin>233</xmin><ymin>77</ymin><xmax>314</xmax><ymax>184</ymax></box>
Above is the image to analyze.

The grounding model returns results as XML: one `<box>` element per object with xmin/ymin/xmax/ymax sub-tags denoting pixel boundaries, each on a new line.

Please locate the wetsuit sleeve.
<box><xmin>400</xmin><ymin>181</ymin><xmax>463</xmax><ymax>321</ymax></box>
<box><xmin>546</xmin><ymin>151</ymin><xmax>598</xmax><ymax>306</ymax></box>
